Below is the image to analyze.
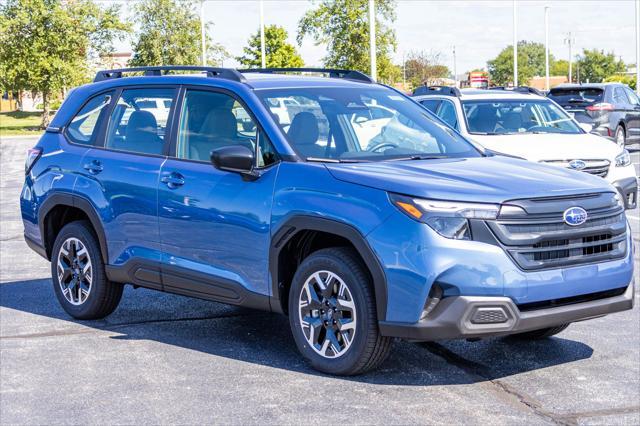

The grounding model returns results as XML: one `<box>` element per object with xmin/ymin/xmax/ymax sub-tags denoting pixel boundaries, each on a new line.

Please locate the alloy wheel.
<box><xmin>616</xmin><ymin>128</ymin><xmax>625</xmax><ymax>147</ymax></box>
<box><xmin>298</xmin><ymin>270</ymin><xmax>357</xmax><ymax>359</ymax></box>
<box><xmin>56</xmin><ymin>237</ymin><xmax>93</xmax><ymax>305</ymax></box>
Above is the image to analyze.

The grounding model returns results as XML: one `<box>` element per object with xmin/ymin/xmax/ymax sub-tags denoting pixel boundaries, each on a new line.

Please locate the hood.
<box><xmin>469</xmin><ymin>132</ymin><xmax>622</xmax><ymax>162</ymax></box>
<box><xmin>325</xmin><ymin>156</ymin><xmax>613</xmax><ymax>204</ymax></box>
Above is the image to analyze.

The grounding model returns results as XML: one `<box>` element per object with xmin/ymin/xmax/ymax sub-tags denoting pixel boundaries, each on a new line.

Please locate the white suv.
<box><xmin>413</xmin><ymin>87</ymin><xmax>638</xmax><ymax>208</ymax></box>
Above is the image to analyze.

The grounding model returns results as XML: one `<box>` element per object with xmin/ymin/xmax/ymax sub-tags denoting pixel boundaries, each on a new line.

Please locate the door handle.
<box><xmin>83</xmin><ymin>160</ymin><xmax>103</xmax><ymax>174</ymax></box>
<box><xmin>160</xmin><ymin>172</ymin><xmax>185</xmax><ymax>189</ymax></box>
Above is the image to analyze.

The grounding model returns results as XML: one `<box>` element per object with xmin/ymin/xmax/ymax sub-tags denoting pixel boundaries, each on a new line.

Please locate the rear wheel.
<box><xmin>51</xmin><ymin>221</ymin><xmax>123</xmax><ymax>319</ymax></box>
<box><xmin>511</xmin><ymin>324</ymin><xmax>569</xmax><ymax>340</ymax></box>
<box><xmin>615</xmin><ymin>125</ymin><xmax>626</xmax><ymax>148</ymax></box>
<box><xmin>288</xmin><ymin>247</ymin><xmax>392</xmax><ymax>375</ymax></box>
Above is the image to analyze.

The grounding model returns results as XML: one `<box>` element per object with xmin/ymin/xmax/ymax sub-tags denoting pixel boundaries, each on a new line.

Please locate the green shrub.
<box><xmin>604</xmin><ymin>74</ymin><xmax>636</xmax><ymax>90</ymax></box>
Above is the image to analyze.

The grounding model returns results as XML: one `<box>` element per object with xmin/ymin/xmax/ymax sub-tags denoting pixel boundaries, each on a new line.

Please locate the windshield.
<box><xmin>461</xmin><ymin>99</ymin><xmax>582</xmax><ymax>135</ymax></box>
<box><xmin>256</xmin><ymin>87</ymin><xmax>480</xmax><ymax>162</ymax></box>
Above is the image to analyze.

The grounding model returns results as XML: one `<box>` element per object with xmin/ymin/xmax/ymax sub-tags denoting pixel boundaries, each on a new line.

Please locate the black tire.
<box><xmin>511</xmin><ymin>324</ymin><xmax>569</xmax><ymax>340</ymax></box>
<box><xmin>51</xmin><ymin>220</ymin><xmax>123</xmax><ymax>320</ymax></box>
<box><xmin>288</xmin><ymin>247</ymin><xmax>392</xmax><ymax>375</ymax></box>
<box><xmin>615</xmin><ymin>125</ymin><xmax>626</xmax><ymax>148</ymax></box>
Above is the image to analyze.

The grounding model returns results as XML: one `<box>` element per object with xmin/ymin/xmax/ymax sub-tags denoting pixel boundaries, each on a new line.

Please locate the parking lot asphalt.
<box><xmin>1</xmin><ymin>136</ymin><xmax>639</xmax><ymax>425</ymax></box>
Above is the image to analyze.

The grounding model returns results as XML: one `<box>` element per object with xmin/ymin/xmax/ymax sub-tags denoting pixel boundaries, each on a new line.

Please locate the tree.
<box><xmin>129</xmin><ymin>0</ymin><xmax>228</xmax><ymax>67</ymax></box>
<box><xmin>576</xmin><ymin>49</ymin><xmax>626</xmax><ymax>83</ymax></box>
<box><xmin>550</xmin><ymin>59</ymin><xmax>569</xmax><ymax>78</ymax></box>
<box><xmin>487</xmin><ymin>41</ymin><xmax>552</xmax><ymax>86</ymax></box>
<box><xmin>0</xmin><ymin>0</ymin><xmax>129</xmax><ymax>127</ymax></box>
<box><xmin>604</xmin><ymin>74</ymin><xmax>636</xmax><ymax>91</ymax></box>
<box><xmin>404</xmin><ymin>51</ymin><xmax>450</xmax><ymax>88</ymax></box>
<box><xmin>297</xmin><ymin>0</ymin><xmax>397</xmax><ymax>83</ymax></box>
<box><xmin>237</xmin><ymin>25</ymin><xmax>304</xmax><ymax>68</ymax></box>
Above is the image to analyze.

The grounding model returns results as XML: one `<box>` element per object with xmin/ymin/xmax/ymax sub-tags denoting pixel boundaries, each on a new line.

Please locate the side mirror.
<box><xmin>210</xmin><ymin>145</ymin><xmax>259</xmax><ymax>180</ymax></box>
<box><xmin>578</xmin><ymin>122</ymin><xmax>593</xmax><ymax>133</ymax></box>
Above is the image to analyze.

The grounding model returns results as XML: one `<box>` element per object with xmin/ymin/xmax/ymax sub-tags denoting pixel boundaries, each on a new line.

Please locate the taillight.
<box><xmin>25</xmin><ymin>147</ymin><xmax>42</xmax><ymax>175</ymax></box>
<box><xmin>586</xmin><ymin>103</ymin><xmax>614</xmax><ymax>111</ymax></box>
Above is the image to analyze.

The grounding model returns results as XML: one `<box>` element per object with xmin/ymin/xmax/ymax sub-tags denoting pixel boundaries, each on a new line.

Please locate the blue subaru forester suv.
<box><xmin>21</xmin><ymin>66</ymin><xmax>635</xmax><ymax>375</ymax></box>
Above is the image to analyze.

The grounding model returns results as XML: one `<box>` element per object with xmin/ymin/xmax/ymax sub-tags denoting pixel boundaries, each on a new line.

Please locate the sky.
<box><xmin>108</xmin><ymin>0</ymin><xmax>636</xmax><ymax>73</ymax></box>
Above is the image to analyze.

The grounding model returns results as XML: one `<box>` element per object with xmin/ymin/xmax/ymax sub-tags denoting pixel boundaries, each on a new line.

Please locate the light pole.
<box><xmin>260</xmin><ymin>0</ymin><xmax>266</xmax><ymax>68</ymax></box>
<box><xmin>544</xmin><ymin>6</ymin><xmax>550</xmax><ymax>91</ymax></box>
<box><xmin>513</xmin><ymin>0</ymin><xmax>518</xmax><ymax>86</ymax></box>
<box><xmin>453</xmin><ymin>45</ymin><xmax>457</xmax><ymax>87</ymax></box>
<box><xmin>565</xmin><ymin>32</ymin><xmax>574</xmax><ymax>83</ymax></box>
<box><xmin>200</xmin><ymin>0</ymin><xmax>206</xmax><ymax>66</ymax></box>
<box><xmin>402</xmin><ymin>51</ymin><xmax>406</xmax><ymax>89</ymax></box>
<box><xmin>369</xmin><ymin>0</ymin><xmax>377</xmax><ymax>81</ymax></box>
<box><xmin>636</xmin><ymin>0</ymin><xmax>639</xmax><ymax>95</ymax></box>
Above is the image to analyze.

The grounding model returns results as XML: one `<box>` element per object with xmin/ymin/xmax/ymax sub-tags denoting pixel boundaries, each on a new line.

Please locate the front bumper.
<box><xmin>379</xmin><ymin>280</ymin><xmax>634</xmax><ymax>341</ymax></box>
<box><xmin>612</xmin><ymin>176</ymin><xmax>638</xmax><ymax>209</ymax></box>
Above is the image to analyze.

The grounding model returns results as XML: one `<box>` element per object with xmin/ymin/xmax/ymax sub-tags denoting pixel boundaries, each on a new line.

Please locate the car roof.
<box><xmin>550</xmin><ymin>83</ymin><xmax>622</xmax><ymax>90</ymax></box>
<box><xmin>242</xmin><ymin>72</ymin><xmax>375</xmax><ymax>90</ymax></box>
<box><xmin>85</xmin><ymin>70</ymin><xmax>381</xmax><ymax>90</ymax></box>
<box><xmin>414</xmin><ymin>89</ymin><xmax>545</xmax><ymax>102</ymax></box>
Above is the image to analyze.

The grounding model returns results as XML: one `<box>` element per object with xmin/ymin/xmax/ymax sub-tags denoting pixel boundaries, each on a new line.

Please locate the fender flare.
<box><xmin>269</xmin><ymin>215</ymin><xmax>388</xmax><ymax>321</ymax></box>
<box><xmin>38</xmin><ymin>192</ymin><xmax>109</xmax><ymax>264</ymax></box>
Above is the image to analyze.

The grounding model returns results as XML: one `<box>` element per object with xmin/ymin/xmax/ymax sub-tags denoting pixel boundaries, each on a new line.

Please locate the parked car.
<box><xmin>22</xmin><ymin>67</ymin><xmax>634</xmax><ymax>375</ymax></box>
<box><xmin>413</xmin><ymin>86</ymin><xmax>637</xmax><ymax>209</ymax></box>
<box><xmin>547</xmin><ymin>83</ymin><xmax>640</xmax><ymax>148</ymax></box>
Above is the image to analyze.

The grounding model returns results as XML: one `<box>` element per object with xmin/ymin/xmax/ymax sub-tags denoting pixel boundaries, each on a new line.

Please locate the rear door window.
<box><xmin>104</xmin><ymin>88</ymin><xmax>176</xmax><ymax>155</ymax></box>
<box><xmin>624</xmin><ymin>87</ymin><xmax>640</xmax><ymax>105</ymax></box>
<box><xmin>65</xmin><ymin>91</ymin><xmax>114</xmax><ymax>145</ymax></box>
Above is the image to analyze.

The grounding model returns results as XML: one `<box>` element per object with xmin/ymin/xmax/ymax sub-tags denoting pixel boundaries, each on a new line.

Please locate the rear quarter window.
<box><xmin>65</xmin><ymin>91</ymin><xmax>114</xmax><ymax>145</ymax></box>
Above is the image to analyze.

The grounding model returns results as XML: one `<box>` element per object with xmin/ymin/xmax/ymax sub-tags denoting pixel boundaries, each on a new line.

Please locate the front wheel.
<box><xmin>288</xmin><ymin>247</ymin><xmax>392</xmax><ymax>375</ymax></box>
<box><xmin>51</xmin><ymin>220</ymin><xmax>123</xmax><ymax>320</ymax></box>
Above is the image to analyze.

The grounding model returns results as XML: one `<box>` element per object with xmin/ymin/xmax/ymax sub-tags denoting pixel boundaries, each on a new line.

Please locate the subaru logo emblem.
<box><xmin>569</xmin><ymin>160</ymin><xmax>586</xmax><ymax>170</ymax></box>
<box><xmin>563</xmin><ymin>207</ymin><xmax>588</xmax><ymax>226</ymax></box>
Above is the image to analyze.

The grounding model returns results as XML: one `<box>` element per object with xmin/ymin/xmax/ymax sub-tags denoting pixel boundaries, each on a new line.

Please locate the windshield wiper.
<box><xmin>386</xmin><ymin>155</ymin><xmax>448</xmax><ymax>161</ymax></box>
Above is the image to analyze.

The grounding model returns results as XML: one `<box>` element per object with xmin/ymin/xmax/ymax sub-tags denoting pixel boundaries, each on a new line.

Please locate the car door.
<box><xmin>157</xmin><ymin>87</ymin><xmax>280</xmax><ymax>304</ymax></box>
<box><xmin>623</xmin><ymin>87</ymin><xmax>640</xmax><ymax>143</ymax></box>
<box><xmin>77</xmin><ymin>87</ymin><xmax>177</xmax><ymax>286</ymax></box>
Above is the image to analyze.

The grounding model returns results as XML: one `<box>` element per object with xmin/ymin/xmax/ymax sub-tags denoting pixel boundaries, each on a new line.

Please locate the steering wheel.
<box><xmin>367</xmin><ymin>142</ymin><xmax>399</xmax><ymax>153</ymax></box>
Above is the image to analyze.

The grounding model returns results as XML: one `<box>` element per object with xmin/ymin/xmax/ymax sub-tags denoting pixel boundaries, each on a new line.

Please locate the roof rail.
<box><xmin>411</xmin><ymin>85</ymin><xmax>461</xmax><ymax>97</ymax></box>
<box><xmin>239</xmin><ymin>68</ymin><xmax>374</xmax><ymax>83</ymax></box>
<box><xmin>94</xmin><ymin>66</ymin><xmax>246</xmax><ymax>83</ymax></box>
<box><xmin>488</xmin><ymin>86</ymin><xmax>544</xmax><ymax>96</ymax></box>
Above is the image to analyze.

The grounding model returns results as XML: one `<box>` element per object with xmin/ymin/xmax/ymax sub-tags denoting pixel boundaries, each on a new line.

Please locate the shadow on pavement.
<box><xmin>1</xmin><ymin>278</ymin><xmax>594</xmax><ymax>385</ymax></box>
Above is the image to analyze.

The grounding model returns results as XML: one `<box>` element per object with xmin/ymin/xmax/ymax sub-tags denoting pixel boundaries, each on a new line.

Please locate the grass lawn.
<box><xmin>0</xmin><ymin>111</ymin><xmax>49</xmax><ymax>137</ymax></box>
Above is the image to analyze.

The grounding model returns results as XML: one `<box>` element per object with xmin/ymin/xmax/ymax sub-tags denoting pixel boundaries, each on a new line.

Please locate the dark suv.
<box><xmin>548</xmin><ymin>83</ymin><xmax>640</xmax><ymax>147</ymax></box>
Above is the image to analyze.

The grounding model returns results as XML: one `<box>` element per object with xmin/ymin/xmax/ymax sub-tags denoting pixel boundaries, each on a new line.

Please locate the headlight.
<box><xmin>390</xmin><ymin>194</ymin><xmax>499</xmax><ymax>240</ymax></box>
<box><xmin>615</xmin><ymin>150</ymin><xmax>631</xmax><ymax>167</ymax></box>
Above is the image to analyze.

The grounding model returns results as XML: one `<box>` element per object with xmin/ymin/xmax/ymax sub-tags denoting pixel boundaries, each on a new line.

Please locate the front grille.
<box><xmin>488</xmin><ymin>193</ymin><xmax>627</xmax><ymax>271</ymax></box>
<box><xmin>543</xmin><ymin>159</ymin><xmax>610</xmax><ymax>178</ymax></box>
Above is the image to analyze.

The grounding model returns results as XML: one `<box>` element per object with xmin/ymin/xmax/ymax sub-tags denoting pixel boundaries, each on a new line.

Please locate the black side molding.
<box><xmin>106</xmin><ymin>258</ymin><xmax>271</xmax><ymax>312</ymax></box>
<box><xmin>38</xmin><ymin>193</ymin><xmax>110</xmax><ymax>263</ymax></box>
